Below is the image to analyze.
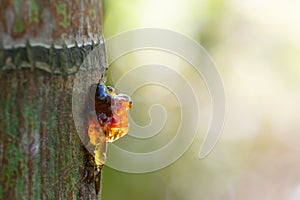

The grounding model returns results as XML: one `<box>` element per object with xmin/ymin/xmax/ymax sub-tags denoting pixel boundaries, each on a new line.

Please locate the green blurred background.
<box><xmin>101</xmin><ymin>0</ymin><xmax>300</xmax><ymax>199</ymax></box>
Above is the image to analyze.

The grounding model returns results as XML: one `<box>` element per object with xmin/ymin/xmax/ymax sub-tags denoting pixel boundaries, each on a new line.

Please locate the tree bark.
<box><xmin>0</xmin><ymin>1</ymin><xmax>106</xmax><ymax>199</ymax></box>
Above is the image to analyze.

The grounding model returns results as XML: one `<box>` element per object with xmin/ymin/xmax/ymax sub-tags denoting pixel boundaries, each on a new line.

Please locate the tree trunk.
<box><xmin>0</xmin><ymin>1</ymin><xmax>106</xmax><ymax>199</ymax></box>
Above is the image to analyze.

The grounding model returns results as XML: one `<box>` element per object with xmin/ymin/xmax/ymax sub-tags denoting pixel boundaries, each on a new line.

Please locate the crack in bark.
<box><xmin>0</xmin><ymin>40</ymin><xmax>103</xmax><ymax>76</ymax></box>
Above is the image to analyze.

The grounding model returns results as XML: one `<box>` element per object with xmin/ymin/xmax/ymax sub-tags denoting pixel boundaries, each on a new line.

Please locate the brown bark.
<box><xmin>0</xmin><ymin>0</ymin><xmax>106</xmax><ymax>199</ymax></box>
<box><xmin>0</xmin><ymin>0</ymin><xmax>102</xmax><ymax>46</ymax></box>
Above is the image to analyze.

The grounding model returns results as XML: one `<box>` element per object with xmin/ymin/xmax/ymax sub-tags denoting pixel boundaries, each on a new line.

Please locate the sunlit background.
<box><xmin>102</xmin><ymin>0</ymin><xmax>300</xmax><ymax>199</ymax></box>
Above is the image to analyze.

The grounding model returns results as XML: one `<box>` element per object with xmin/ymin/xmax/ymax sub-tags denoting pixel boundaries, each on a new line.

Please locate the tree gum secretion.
<box><xmin>87</xmin><ymin>83</ymin><xmax>132</xmax><ymax>166</ymax></box>
<box><xmin>93</xmin><ymin>83</ymin><xmax>132</xmax><ymax>143</ymax></box>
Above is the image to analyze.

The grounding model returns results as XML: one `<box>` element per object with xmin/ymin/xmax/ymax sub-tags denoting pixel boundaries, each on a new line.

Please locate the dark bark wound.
<box><xmin>0</xmin><ymin>40</ymin><xmax>102</xmax><ymax>76</ymax></box>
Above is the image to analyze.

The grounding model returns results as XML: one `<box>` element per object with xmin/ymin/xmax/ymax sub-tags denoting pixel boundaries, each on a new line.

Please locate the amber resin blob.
<box><xmin>94</xmin><ymin>83</ymin><xmax>132</xmax><ymax>142</ymax></box>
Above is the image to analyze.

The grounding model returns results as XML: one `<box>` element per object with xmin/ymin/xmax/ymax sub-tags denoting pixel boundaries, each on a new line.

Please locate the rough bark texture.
<box><xmin>0</xmin><ymin>0</ymin><xmax>101</xmax><ymax>46</ymax></box>
<box><xmin>0</xmin><ymin>0</ymin><xmax>106</xmax><ymax>199</ymax></box>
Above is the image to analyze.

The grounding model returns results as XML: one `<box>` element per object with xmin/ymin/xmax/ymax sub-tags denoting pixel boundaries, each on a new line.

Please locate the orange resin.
<box><xmin>94</xmin><ymin>84</ymin><xmax>132</xmax><ymax>142</ymax></box>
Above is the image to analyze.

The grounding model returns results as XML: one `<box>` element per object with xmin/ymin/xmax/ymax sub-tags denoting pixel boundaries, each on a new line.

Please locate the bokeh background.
<box><xmin>101</xmin><ymin>0</ymin><xmax>300</xmax><ymax>199</ymax></box>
